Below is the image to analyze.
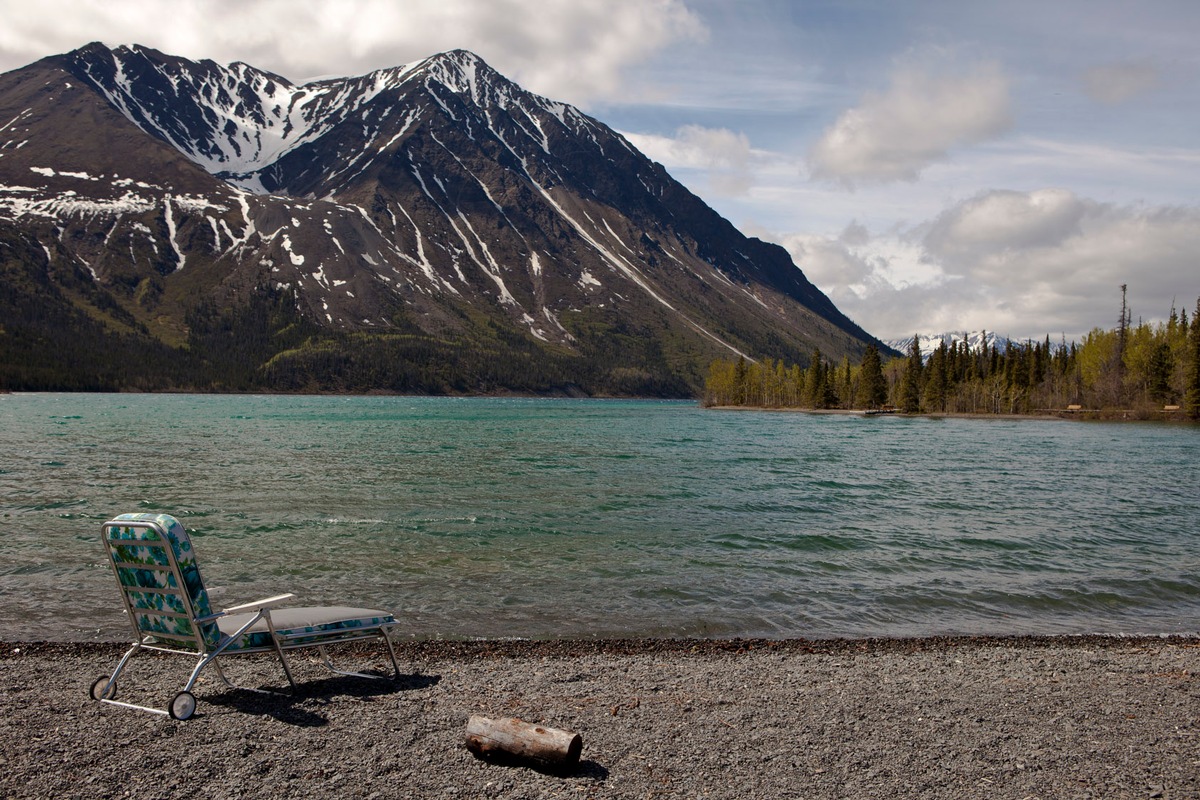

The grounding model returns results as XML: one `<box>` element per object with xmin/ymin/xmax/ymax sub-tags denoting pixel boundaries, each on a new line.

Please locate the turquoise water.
<box><xmin>1</xmin><ymin>393</ymin><xmax>1197</xmax><ymax>641</ymax></box>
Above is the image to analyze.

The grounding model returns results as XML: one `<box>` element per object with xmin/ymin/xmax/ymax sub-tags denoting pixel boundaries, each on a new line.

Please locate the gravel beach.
<box><xmin>2</xmin><ymin>636</ymin><xmax>1197</xmax><ymax>799</ymax></box>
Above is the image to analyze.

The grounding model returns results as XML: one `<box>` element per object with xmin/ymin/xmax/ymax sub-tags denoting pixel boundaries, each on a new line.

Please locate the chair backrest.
<box><xmin>101</xmin><ymin>513</ymin><xmax>218</xmax><ymax>650</ymax></box>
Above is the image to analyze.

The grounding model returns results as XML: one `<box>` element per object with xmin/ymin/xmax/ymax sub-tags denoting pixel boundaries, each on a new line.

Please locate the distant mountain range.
<box><xmin>0</xmin><ymin>44</ymin><xmax>887</xmax><ymax>395</ymax></box>
<box><xmin>884</xmin><ymin>331</ymin><xmax>1012</xmax><ymax>362</ymax></box>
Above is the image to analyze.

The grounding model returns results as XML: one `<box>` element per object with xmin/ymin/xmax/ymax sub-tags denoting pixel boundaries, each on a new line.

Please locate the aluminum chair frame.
<box><xmin>91</xmin><ymin>515</ymin><xmax>401</xmax><ymax>720</ymax></box>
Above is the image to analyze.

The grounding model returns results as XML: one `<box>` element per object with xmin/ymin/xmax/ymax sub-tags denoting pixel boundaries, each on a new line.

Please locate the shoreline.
<box><xmin>3</xmin><ymin>634</ymin><xmax>1197</xmax><ymax>798</ymax></box>
<box><xmin>709</xmin><ymin>405</ymin><xmax>1065</xmax><ymax>421</ymax></box>
<box><xmin>6</xmin><ymin>631</ymin><xmax>1200</xmax><ymax>658</ymax></box>
<box><xmin>7</xmin><ymin>390</ymin><xmax>1193</xmax><ymax>423</ymax></box>
<box><xmin>707</xmin><ymin>404</ymin><xmax>1196</xmax><ymax>423</ymax></box>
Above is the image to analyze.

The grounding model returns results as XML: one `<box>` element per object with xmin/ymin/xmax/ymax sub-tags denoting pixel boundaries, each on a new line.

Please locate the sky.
<box><xmin>2</xmin><ymin>0</ymin><xmax>1197</xmax><ymax>343</ymax></box>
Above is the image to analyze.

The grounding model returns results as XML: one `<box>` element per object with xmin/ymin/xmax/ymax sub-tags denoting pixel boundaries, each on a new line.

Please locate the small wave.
<box><xmin>950</xmin><ymin>535</ymin><xmax>1031</xmax><ymax>552</ymax></box>
<box><xmin>5</xmin><ymin>499</ymin><xmax>87</xmax><ymax>514</ymax></box>
<box><xmin>709</xmin><ymin>531</ymin><xmax>864</xmax><ymax>552</ymax></box>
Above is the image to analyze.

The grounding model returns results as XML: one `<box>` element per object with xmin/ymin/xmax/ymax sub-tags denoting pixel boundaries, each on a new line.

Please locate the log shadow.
<box><xmin>468</xmin><ymin>750</ymin><xmax>609</xmax><ymax>781</ymax></box>
<box><xmin>575</xmin><ymin>760</ymin><xmax>610</xmax><ymax>782</ymax></box>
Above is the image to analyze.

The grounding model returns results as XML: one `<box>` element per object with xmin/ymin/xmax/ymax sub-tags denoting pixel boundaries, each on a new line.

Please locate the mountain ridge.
<box><xmin>884</xmin><ymin>331</ymin><xmax>1012</xmax><ymax>362</ymax></box>
<box><xmin>1</xmin><ymin>43</ymin><xmax>888</xmax><ymax>395</ymax></box>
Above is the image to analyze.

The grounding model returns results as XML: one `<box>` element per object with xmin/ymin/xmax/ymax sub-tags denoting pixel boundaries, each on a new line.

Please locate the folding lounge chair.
<box><xmin>90</xmin><ymin>512</ymin><xmax>402</xmax><ymax>720</ymax></box>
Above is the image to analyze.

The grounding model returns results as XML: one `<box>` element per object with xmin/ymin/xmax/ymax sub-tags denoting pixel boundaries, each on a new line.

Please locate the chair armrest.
<box><xmin>197</xmin><ymin>593</ymin><xmax>295</xmax><ymax>621</ymax></box>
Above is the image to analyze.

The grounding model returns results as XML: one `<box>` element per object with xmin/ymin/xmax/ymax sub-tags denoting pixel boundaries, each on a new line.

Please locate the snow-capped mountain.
<box><xmin>0</xmin><ymin>43</ymin><xmax>884</xmax><ymax>394</ymax></box>
<box><xmin>885</xmin><ymin>331</ymin><xmax>1012</xmax><ymax>361</ymax></box>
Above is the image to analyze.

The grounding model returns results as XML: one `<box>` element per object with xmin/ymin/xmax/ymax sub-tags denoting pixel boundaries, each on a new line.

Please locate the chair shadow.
<box><xmin>203</xmin><ymin>671</ymin><xmax>442</xmax><ymax>727</ymax></box>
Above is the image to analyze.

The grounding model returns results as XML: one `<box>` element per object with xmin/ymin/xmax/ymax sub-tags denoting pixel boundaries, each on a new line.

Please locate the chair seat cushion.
<box><xmin>218</xmin><ymin>606</ymin><xmax>396</xmax><ymax>649</ymax></box>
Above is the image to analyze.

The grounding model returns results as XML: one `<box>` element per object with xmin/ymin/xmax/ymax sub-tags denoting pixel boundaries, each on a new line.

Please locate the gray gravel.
<box><xmin>2</xmin><ymin>636</ymin><xmax>1197</xmax><ymax>799</ymax></box>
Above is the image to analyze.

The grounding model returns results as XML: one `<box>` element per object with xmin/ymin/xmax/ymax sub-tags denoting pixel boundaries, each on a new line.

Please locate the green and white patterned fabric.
<box><xmin>217</xmin><ymin>606</ymin><xmax>397</xmax><ymax>649</ymax></box>
<box><xmin>108</xmin><ymin>512</ymin><xmax>219</xmax><ymax>649</ymax></box>
<box><xmin>106</xmin><ymin>513</ymin><xmax>396</xmax><ymax>651</ymax></box>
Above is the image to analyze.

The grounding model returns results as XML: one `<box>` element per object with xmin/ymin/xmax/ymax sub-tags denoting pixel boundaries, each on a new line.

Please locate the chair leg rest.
<box><xmin>312</xmin><ymin>629</ymin><xmax>404</xmax><ymax>680</ymax></box>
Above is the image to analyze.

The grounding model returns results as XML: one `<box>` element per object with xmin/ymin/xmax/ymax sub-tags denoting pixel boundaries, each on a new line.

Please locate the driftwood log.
<box><xmin>464</xmin><ymin>715</ymin><xmax>583</xmax><ymax>771</ymax></box>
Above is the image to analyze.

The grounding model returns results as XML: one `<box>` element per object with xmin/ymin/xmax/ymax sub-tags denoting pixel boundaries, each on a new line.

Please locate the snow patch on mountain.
<box><xmin>280</xmin><ymin>233</ymin><xmax>304</xmax><ymax>265</ymax></box>
<box><xmin>163</xmin><ymin>196</ymin><xmax>184</xmax><ymax>270</ymax></box>
<box><xmin>0</xmin><ymin>187</ymin><xmax>157</xmax><ymax>219</ymax></box>
<box><xmin>66</xmin><ymin>45</ymin><xmax>586</xmax><ymax>197</ymax></box>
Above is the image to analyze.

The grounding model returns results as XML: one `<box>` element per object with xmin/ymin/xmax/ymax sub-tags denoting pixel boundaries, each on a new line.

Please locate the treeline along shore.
<box><xmin>705</xmin><ymin>297</ymin><xmax>1200</xmax><ymax>419</ymax></box>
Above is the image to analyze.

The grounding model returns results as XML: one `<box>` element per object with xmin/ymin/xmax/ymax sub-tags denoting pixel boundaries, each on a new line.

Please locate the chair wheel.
<box><xmin>168</xmin><ymin>691</ymin><xmax>197</xmax><ymax>720</ymax></box>
<box><xmin>90</xmin><ymin>676</ymin><xmax>117</xmax><ymax>701</ymax></box>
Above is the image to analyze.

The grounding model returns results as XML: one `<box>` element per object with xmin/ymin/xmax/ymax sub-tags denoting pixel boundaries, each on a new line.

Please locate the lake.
<box><xmin>1</xmin><ymin>393</ymin><xmax>1197</xmax><ymax>641</ymax></box>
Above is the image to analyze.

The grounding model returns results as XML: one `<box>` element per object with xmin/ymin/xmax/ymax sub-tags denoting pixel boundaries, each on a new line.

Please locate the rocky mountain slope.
<box><xmin>0</xmin><ymin>43</ymin><xmax>885</xmax><ymax>395</ymax></box>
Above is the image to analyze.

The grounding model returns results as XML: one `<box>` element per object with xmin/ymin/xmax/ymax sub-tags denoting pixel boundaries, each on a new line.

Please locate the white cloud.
<box><xmin>808</xmin><ymin>63</ymin><xmax>1013</xmax><ymax>186</ymax></box>
<box><xmin>1081</xmin><ymin>61</ymin><xmax>1161</xmax><ymax>105</ymax></box>
<box><xmin>783</xmin><ymin>233</ymin><xmax>876</xmax><ymax>290</ymax></box>
<box><xmin>0</xmin><ymin>0</ymin><xmax>706</xmax><ymax>107</ymax></box>
<box><xmin>922</xmin><ymin>188</ymin><xmax>1087</xmax><ymax>258</ymax></box>
<box><xmin>623</xmin><ymin>124</ymin><xmax>755</xmax><ymax>195</ymax></box>
<box><xmin>783</xmin><ymin>190</ymin><xmax>1200</xmax><ymax>342</ymax></box>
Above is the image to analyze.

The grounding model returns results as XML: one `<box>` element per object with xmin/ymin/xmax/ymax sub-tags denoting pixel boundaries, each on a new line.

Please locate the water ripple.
<box><xmin>2</xmin><ymin>394</ymin><xmax>1199</xmax><ymax>640</ymax></box>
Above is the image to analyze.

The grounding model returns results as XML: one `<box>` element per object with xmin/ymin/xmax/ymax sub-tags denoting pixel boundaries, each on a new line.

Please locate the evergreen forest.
<box><xmin>704</xmin><ymin>297</ymin><xmax>1200</xmax><ymax>420</ymax></box>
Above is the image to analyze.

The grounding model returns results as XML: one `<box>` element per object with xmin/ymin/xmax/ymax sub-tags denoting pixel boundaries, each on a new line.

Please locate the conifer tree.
<box><xmin>1186</xmin><ymin>298</ymin><xmax>1200</xmax><ymax>420</ymax></box>
<box><xmin>965</xmin><ymin>338</ymin><xmax>980</xmax><ymax>382</ymax></box>
<box><xmin>824</xmin><ymin>362</ymin><xmax>842</xmax><ymax>408</ymax></box>
<box><xmin>806</xmin><ymin>349</ymin><xmax>826</xmax><ymax>408</ymax></box>
<box><xmin>1148</xmin><ymin>340</ymin><xmax>1174</xmax><ymax>404</ymax></box>
<box><xmin>923</xmin><ymin>341</ymin><xmax>948</xmax><ymax>412</ymax></box>
<box><xmin>840</xmin><ymin>357</ymin><xmax>853</xmax><ymax>408</ymax></box>
<box><xmin>1036</xmin><ymin>336</ymin><xmax>1051</xmax><ymax>384</ymax></box>
<box><xmin>856</xmin><ymin>344</ymin><xmax>887</xmax><ymax>408</ymax></box>
<box><xmin>1012</xmin><ymin>342</ymin><xmax>1031</xmax><ymax>389</ymax></box>
<box><xmin>898</xmin><ymin>334</ymin><xmax>922</xmax><ymax>413</ymax></box>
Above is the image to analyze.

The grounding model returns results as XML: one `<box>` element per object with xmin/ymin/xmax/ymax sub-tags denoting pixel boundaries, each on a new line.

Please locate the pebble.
<box><xmin>0</xmin><ymin>637</ymin><xmax>1196</xmax><ymax>799</ymax></box>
